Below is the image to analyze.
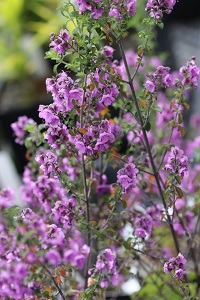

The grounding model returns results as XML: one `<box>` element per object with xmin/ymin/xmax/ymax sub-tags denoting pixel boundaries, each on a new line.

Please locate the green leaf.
<box><xmin>42</xmin><ymin>291</ymin><xmax>50</xmax><ymax>297</ymax></box>
<box><xmin>121</xmin><ymin>200</ymin><xmax>127</xmax><ymax>209</ymax></box>
<box><xmin>163</xmin><ymin>192</ymin><xmax>169</xmax><ymax>201</ymax></box>
<box><xmin>154</xmin><ymin>105</ymin><xmax>162</xmax><ymax>113</ymax></box>
<box><xmin>25</xmin><ymin>137</ymin><xmax>33</xmax><ymax>148</ymax></box>
<box><xmin>144</xmin><ymin>121</ymin><xmax>151</xmax><ymax>131</ymax></box>
<box><xmin>178</xmin><ymin>125</ymin><xmax>185</xmax><ymax>138</ymax></box>
<box><xmin>175</xmin><ymin>175</ymin><xmax>181</xmax><ymax>185</ymax></box>
<box><xmin>123</xmin><ymin>241</ymin><xmax>131</xmax><ymax>250</ymax></box>
<box><xmin>177</xmin><ymin>113</ymin><xmax>183</xmax><ymax>124</ymax></box>
<box><xmin>157</xmin><ymin>21</ymin><xmax>164</xmax><ymax>30</ymax></box>
<box><xmin>25</xmin><ymin>123</ymin><xmax>36</xmax><ymax>133</ymax></box>
<box><xmin>175</xmin><ymin>186</ymin><xmax>183</xmax><ymax>198</ymax></box>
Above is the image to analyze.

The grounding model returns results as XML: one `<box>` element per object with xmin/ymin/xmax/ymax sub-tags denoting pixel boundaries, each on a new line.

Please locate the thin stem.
<box><xmin>111</xmin><ymin>153</ymin><xmax>154</xmax><ymax>176</ymax></box>
<box><xmin>79</xmin><ymin>74</ymin><xmax>92</xmax><ymax>288</ymax></box>
<box><xmin>131</xmin><ymin>36</ymin><xmax>150</xmax><ymax>81</ymax></box>
<box><xmin>118</xmin><ymin>39</ymin><xmax>180</xmax><ymax>254</ymax></box>
<box><xmin>43</xmin><ymin>264</ymin><xmax>66</xmax><ymax>300</ymax></box>
<box><xmin>157</xmin><ymin>101</ymin><xmax>183</xmax><ymax>172</ymax></box>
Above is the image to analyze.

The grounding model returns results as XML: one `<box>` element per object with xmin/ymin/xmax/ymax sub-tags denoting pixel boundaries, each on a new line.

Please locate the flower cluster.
<box><xmin>146</xmin><ymin>0</ymin><xmax>176</xmax><ymax>19</ymax></box>
<box><xmin>134</xmin><ymin>214</ymin><xmax>153</xmax><ymax>238</ymax></box>
<box><xmin>20</xmin><ymin>169</ymin><xmax>76</xmax><ymax>220</ymax></box>
<box><xmin>0</xmin><ymin>187</ymin><xmax>14</xmax><ymax>209</ymax></box>
<box><xmin>144</xmin><ymin>66</ymin><xmax>172</xmax><ymax>93</ymax></box>
<box><xmin>88</xmin><ymin>248</ymin><xmax>119</xmax><ymax>288</ymax></box>
<box><xmin>117</xmin><ymin>161</ymin><xmax>139</xmax><ymax>194</ymax></box>
<box><xmin>19</xmin><ymin>207</ymin><xmax>90</xmax><ymax>270</ymax></box>
<box><xmin>35</xmin><ymin>150</ymin><xmax>60</xmax><ymax>178</ymax></box>
<box><xmin>52</xmin><ymin>197</ymin><xmax>76</xmax><ymax>229</ymax></box>
<box><xmin>76</xmin><ymin>0</ymin><xmax>137</xmax><ymax>19</ymax></box>
<box><xmin>74</xmin><ymin>119</ymin><xmax>116</xmax><ymax>155</ymax></box>
<box><xmin>45</xmin><ymin>71</ymin><xmax>82</xmax><ymax>110</ymax></box>
<box><xmin>0</xmin><ymin>214</ymin><xmax>37</xmax><ymax>299</ymax></box>
<box><xmin>164</xmin><ymin>252</ymin><xmax>187</xmax><ymax>279</ymax></box>
<box><xmin>50</xmin><ymin>29</ymin><xmax>73</xmax><ymax>55</ymax></box>
<box><xmin>0</xmin><ymin>259</ymin><xmax>33</xmax><ymax>299</ymax></box>
<box><xmin>163</xmin><ymin>146</ymin><xmax>188</xmax><ymax>179</ymax></box>
<box><xmin>179</xmin><ymin>57</ymin><xmax>200</xmax><ymax>89</ymax></box>
<box><xmin>11</xmin><ymin>116</ymin><xmax>36</xmax><ymax>145</ymax></box>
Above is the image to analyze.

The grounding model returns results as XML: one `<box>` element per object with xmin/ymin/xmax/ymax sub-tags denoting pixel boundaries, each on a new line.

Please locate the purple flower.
<box><xmin>11</xmin><ymin>116</ymin><xmax>35</xmax><ymax>145</ymax></box>
<box><xmin>45</xmin><ymin>249</ymin><xmax>62</xmax><ymax>265</ymax></box>
<box><xmin>164</xmin><ymin>253</ymin><xmax>187</xmax><ymax>279</ymax></box>
<box><xmin>104</xmin><ymin>248</ymin><xmax>116</xmax><ymax>261</ymax></box>
<box><xmin>126</xmin><ymin>0</ymin><xmax>137</xmax><ymax>15</ymax></box>
<box><xmin>91</xmin><ymin>7</ymin><xmax>104</xmax><ymax>19</ymax></box>
<box><xmin>38</xmin><ymin>104</ymin><xmax>60</xmax><ymax>126</ymax></box>
<box><xmin>100</xmin><ymin>279</ymin><xmax>109</xmax><ymax>288</ymax></box>
<box><xmin>52</xmin><ymin>198</ymin><xmax>76</xmax><ymax>228</ymax></box>
<box><xmin>145</xmin><ymin>66</ymin><xmax>172</xmax><ymax>92</ymax></box>
<box><xmin>162</xmin><ymin>73</ymin><xmax>172</xmax><ymax>87</ymax></box>
<box><xmin>44</xmin><ymin>224</ymin><xmax>65</xmax><ymax>246</ymax></box>
<box><xmin>76</xmin><ymin>0</ymin><xmax>92</xmax><ymax>14</ymax></box>
<box><xmin>117</xmin><ymin>161</ymin><xmax>139</xmax><ymax>194</ymax></box>
<box><xmin>63</xmin><ymin>235</ymin><xmax>90</xmax><ymax>270</ymax></box>
<box><xmin>163</xmin><ymin>146</ymin><xmax>188</xmax><ymax>179</ymax></box>
<box><xmin>146</xmin><ymin>0</ymin><xmax>176</xmax><ymax>18</ymax></box>
<box><xmin>179</xmin><ymin>57</ymin><xmax>200</xmax><ymax>89</ymax></box>
<box><xmin>109</xmin><ymin>7</ymin><xmax>122</xmax><ymax>19</ymax></box>
<box><xmin>144</xmin><ymin>80</ymin><xmax>156</xmax><ymax>92</ymax></box>
<box><xmin>134</xmin><ymin>214</ymin><xmax>153</xmax><ymax>238</ymax></box>
<box><xmin>110</xmin><ymin>273</ymin><xmax>119</xmax><ymax>286</ymax></box>
<box><xmin>101</xmin><ymin>94</ymin><xmax>115</xmax><ymax>106</ymax></box>
<box><xmin>101</xmin><ymin>46</ymin><xmax>114</xmax><ymax>58</ymax></box>
<box><xmin>96</xmin><ymin>260</ymin><xmax>105</xmax><ymax>270</ymax></box>
<box><xmin>174</xmin><ymin>268</ymin><xmax>185</xmax><ymax>279</ymax></box>
<box><xmin>50</xmin><ymin>29</ymin><xmax>71</xmax><ymax>55</ymax></box>
<box><xmin>0</xmin><ymin>188</ymin><xmax>15</xmax><ymax>209</ymax></box>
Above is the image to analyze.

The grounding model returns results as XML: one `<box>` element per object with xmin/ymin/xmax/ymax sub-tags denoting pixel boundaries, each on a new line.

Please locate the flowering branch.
<box><xmin>118</xmin><ymin>38</ymin><xmax>180</xmax><ymax>254</ymax></box>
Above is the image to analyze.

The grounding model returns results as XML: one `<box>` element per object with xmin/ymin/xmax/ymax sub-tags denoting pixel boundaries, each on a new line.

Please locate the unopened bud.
<box><xmin>88</xmin><ymin>277</ymin><xmax>96</xmax><ymax>287</ymax></box>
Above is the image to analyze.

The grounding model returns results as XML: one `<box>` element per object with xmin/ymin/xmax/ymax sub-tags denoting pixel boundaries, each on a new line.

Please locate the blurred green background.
<box><xmin>0</xmin><ymin>0</ymin><xmax>65</xmax><ymax>111</ymax></box>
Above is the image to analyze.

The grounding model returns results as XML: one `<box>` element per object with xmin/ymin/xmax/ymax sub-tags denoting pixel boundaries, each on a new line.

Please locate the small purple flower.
<box><xmin>134</xmin><ymin>214</ymin><xmax>153</xmax><ymax>238</ymax></box>
<box><xmin>117</xmin><ymin>161</ymin><xmax>139</xmax><ymax>194</ymax></box>
<box><xmin>96</xmin><ymin>260</ymin><xmax>105</xmax><ymax>270</ymax></box>
<box><xmin>145</xmin><ymin>65</ymin><xmax>172</xmax><ymax>92</ymax></box>
<box><xmin>0</xmin><ymin>188</ymin><xmax>15</xmax><ymax>209</ymax></box>
<box><xmin>163</xmin><ymin>146</ymin><xmax>188</xmax><ymax>179</ymax></box>
<box><xmin>144</xmin><ymin>80</ymin><xmax>156</xmax><ymax>92</ymax></box>
<box><xmin>45</xmin><ymin>249</ymin><xmax>62</xmax><ymax>265</ymax></box>
<box><xmin>179</xmin><ymin>57</ymin><xmax>200</xmax><ymax>89</ymax></box>
<box><xmin>146</xmin><ymin>0</ymin><xmax>176</xmax><ymax>18</ymax></box>
<box><xmin>11</xmin><ymin>116</ymin><xmax>36</xmax><ymax>145</ymax></box>
<box><xmin>110</xmin><ymin>273</ymin><xmax>119</xmax><ymax>286</ymax></box>
<box><xmin>100</xmin><ymin>279</ymin><xmax>109</xmax><ymax>288</ymax></box>
<box><xmin>50</xmin><ymin>29</ymin><xmax>71</xmax><ymax>55</ymax></box>
<box><xmin>101</xmin><ymin>46</ymin><xmax>114</xmax><ymax>58</ymax></box>
<box><xmin>109</xmin><ymin>7</ymin><xmax>122</xmax><ymax>19</ymax></box>
<box><xmin>164</xmin><ymin>252</ymin><xmax>187</xmax><ymax>279</ymax></box>
<box><xmin>174</xmin><ymin>268</ymin><xmax>185</xmax><ymax>279</ymax></box>
<box><xmin>91</xmin><ymin>7</ymin><xmax>104</xmax><ymax>19</ymax></box>
<box><xmin>126</xmin><ymin>0</ymin><xmax>137</xmax><ymax>15</ymax></box>
<box><xmin>101</xmin><ymin>94</ymin><xmax>115</xmax><ymax>106</ymax></box>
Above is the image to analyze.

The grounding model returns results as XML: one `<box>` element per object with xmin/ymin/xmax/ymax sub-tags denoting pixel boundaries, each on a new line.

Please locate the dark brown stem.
<box><xmin>80</xmin><ymin>75</ymin><xmax>92</xmax><ymax>289</ymax></box>
<box><xmin>43</xmin><ymin>264</ymin><xmax>66</xmax><ymax>300</ymax></box>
